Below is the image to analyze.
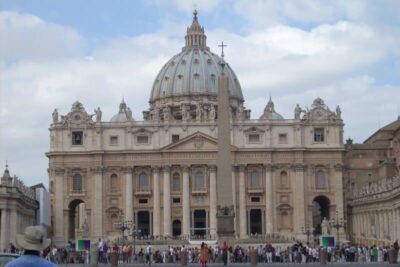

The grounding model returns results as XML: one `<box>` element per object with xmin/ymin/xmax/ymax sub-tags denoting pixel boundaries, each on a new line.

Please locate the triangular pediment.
<box><xmin>161</xmin><ymin>131</ymin><xmax>237</xmax><ymax>152</ymax></box>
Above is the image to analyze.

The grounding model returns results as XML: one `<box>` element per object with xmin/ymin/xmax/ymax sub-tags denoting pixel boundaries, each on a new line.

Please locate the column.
<box><xmin>238</xmin><ymin>165</ymin><xmax>247</xmax><ymax>238</ymax></box>
<box><xmin>379</xmin><ymin>211</ymin><xmax>384</xmax><ymax>240</ymax></box>
<box><xmin>0</xmin><ymin>209</ymin><xmax>9</xmax><ymax>251</ymax></box>
<box><xmin>293</xmin><ymin>164</ymin><xmax>306</xmax><ymax>235</ymax></box>
<box><xmin>92</xmin><ymin>166</ymin><xmax>103</xmax><ymax>239</ymax></box>
<box><xmin>9</xmin><ymin>210</ymin><xmax>17</xmax><ymax>244</ymax></box>
<box><xmin>163</xmin><ymin>166</ymin><xmax>171</xmax><ymax>236</ymax></box>
<box><xmin>232</xmin><ymin>167</ymin><xmax>237</xmax><ymax>234</ymax></box>
<box><xmin>152</xmin><ymin>166</ymin><xmax>160</xmax><ymax>237</ymax></box>
<box><xmin>264</xmin><ymin>164</ymin><xmax>274</xmax><ymax>234</ymax></box>
<box><xmin>333</xmin><ymin>164</ymin><xmax>345</xmax><ymax>240</ymax></box>
<box><xmin>209</xmin><ymin>165</ymin><xmax>217</xmax><ymax>237</ymax></box>
<box><xmin>182</xmin><ymin>166</ymin><xmax>190</xmax><ymax>237</ymax></box>
<box><xmin>125</xmin><ymin>167</ymin><xmax>133</xmax><ymax>221</ymax></box>
<box><xmin>54</xmin><ymin>168</ymin><xmax>65</xmax><ymax>246</ymax></box>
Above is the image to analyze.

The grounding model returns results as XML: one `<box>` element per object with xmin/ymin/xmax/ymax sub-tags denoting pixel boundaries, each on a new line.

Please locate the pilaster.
<box><xmin>152</xmin><ymin>166</ymin><xmax>161</xmax><ymax>237</ymax></box>
<box><xmin>163</xmin><ymin>166</ymin><xmax>171</xmax><ymax>236</ymax></box>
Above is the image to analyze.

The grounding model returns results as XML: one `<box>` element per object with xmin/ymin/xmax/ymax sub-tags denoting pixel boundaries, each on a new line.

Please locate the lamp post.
<box><xmin>114</xmin><ymin>216</ymin><xmax>133</xmax><ymax>245</ymax></box>
<box><xmin>301</xmin><ymin>223</ymin><xmax>313</xmax><ymax>244</ymax></box>
<box><xmin>330</xmin><ymin>211</ymin><xmax>346</xmax><ymax>247</ymax></box>
<box><xmin>130</xmin><ymin>222</ymin><xmax>142</xmax><ymax>255</ymax></box>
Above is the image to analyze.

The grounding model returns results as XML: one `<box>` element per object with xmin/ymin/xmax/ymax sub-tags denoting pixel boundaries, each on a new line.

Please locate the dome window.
<box><xmin>181</xmin><ymin>60</ymin><xmax>186</xmax><ymax>65</ymax></box>
<box><xmin>210</xmin><ymin>74</ymin><xmax>216</xmax><ymax>85</ymax></box>
<box><xmin>177</xmin><ymin>74</ymin><xmax>183</xmax><ymax>79</ymax></box>
<box><xmin>170</xmin><ymin>61</ymin><xmax>175</xmax><ymax>66</ymax></box>
<box><xmin>207</xmin><ymin>58</ymin><xmax>212</xmax><ymax>64</ymax></box>
<box><xmin>193</xmin><ymin>73</ymin><xmax>200</xmax><ymax>79</ymax></box>
<box><xmin>164</xmin><ymin>76</ymin><xmax>169</xmax><ymax>81</ymax></box>
<box><xmin>194</xmin><ymin>58</ymin><xmax>199</xmax><ymax>64</ymax></box>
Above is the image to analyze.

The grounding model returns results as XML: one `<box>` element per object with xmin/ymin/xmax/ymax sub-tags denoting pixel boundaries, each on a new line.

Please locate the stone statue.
<box><xmin>126</xmin><ymin>107</ymin><xmax>133</xmax><ymax>121</ymax></box>
<box><xmin>196</xmin><ymin>103</ymin><xmax>202</xmax><ymax>121</ymax></box>
<box><xmin>163</xmin><ymin>106</ymin><xmax>170</xmax><ymax>121</ymax></box>
<box><xmin>52</xmin><ymin>109</ymin><xmax>58</xmax><ymax>123</ymax></box>
<box><xmin>95</xmin><ymin>107</ymin><xmax>102</xmax><ymax>122</ymax></box>
<box><xmin>336</xmin><ymin>105</ymin><xmax>342</xmax><ymax>119</ymax></box>
<box><xmin>294</xmin><ymin>104</ymin><xmax>301</xmax><ymax>120</ymax></box>
<box><xmin>209</xmin><ymin>104</ymin><xmax>216</xmax><ymax>121</ymax></box>
<box><xmin>321</xmin><ymin>217</ymin><xmax>329</xmax><ymax>235</ymax></box>
<box><xmin>237</xmin><ymin>105</ymin><xmax>244</xmax><ymax>121</ymax></box>
<box><xmin>81</xmin><ymin>219</ymin><xmax>89</xmax><ymax>238</ymax></box>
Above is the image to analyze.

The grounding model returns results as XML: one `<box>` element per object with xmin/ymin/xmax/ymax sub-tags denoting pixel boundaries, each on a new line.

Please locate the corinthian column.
<box><xmin>293</xmin><ymin>164</ymin><xmax>306</xmax><ymax>236</ymax></box>
<box><xmin>238</xmin><ymin>165</ymin><xmax>247</xmax><ymax>238</ymax></box>
<box><xmin>54</xmin><ymin>168</ymin><xmax>65</xmax><ymax>246</ymax></box>
<box><xmin>209</xmin><ymin>165</ymin><xmax>217</xmax><ymax>237</ymax></box>
<box><xmin>152</xmin><ymin>166</ymin><xmax>160</xmax><ymax>237</ymax></box>
<box><xmin>92</xmin><ymin>166</ymin><xmax>104</xmax><ymax>239</ymax></box>
<box><xmin>264</xmin><ymin>164</ymin><xmax>274</xmax><ymax>234</ymax></box>
<box><xmin>182</xmin><ymin>166</ymin><xmax>190</xmax><ymax>237</ymax></box>
<box><xmin>125</xmin><ymin>167</ymin><xmax>133</xmax><ymax>221</ymax></box>
<box><xmin>163</xmin><ymin>166</ymin><xmax>171</xmax><ymax>236</ymax></box>
<box><xmin>0</xmin><ymin>209</ymin><xmax>9</xmax><ymax>251</ymax></box>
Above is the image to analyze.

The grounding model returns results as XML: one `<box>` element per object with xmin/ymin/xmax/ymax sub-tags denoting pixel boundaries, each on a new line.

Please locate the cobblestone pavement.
<box><xmin>58</xmin><ymin>263</ymin><xmax>394</xmax><ymax>267</ymax></box>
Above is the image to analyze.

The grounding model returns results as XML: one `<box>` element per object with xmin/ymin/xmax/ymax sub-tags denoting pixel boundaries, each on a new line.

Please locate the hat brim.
<box><xmin>16</xmin><ymin>234</ymin><xmax>51</xmax><ymax>251</ymax></box>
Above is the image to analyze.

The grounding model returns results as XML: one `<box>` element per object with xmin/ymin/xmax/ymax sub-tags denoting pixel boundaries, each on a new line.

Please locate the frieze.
<box><xmin>122</xmin><ymin>167</ymin><xmax>133</xmax><ymax>174</ymax></box>
<box><xmin>91</xmin><ymin>166</ymin><xmax>105</xmax><ymax>174</ymax></box>
<box><xmin>292</xmin><ymin>164</ymin><xmax>307</xmax><ymax>172</ymax></box>
<box><xmin>54</xmin><ymin>167</ymin><xmax>66</xmax><ymax>175</ymax></box>
<box><xmin>334</xmin><ymin>163</ymin><xmax>344</xmax><ymax>172</ymax></box>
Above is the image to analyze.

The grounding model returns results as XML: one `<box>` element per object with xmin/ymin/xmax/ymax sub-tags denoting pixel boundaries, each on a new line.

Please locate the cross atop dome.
<box><xmin>184</xmin><ymin>10</ymin><xmax>207</xmax><ymax>49</ymax></box>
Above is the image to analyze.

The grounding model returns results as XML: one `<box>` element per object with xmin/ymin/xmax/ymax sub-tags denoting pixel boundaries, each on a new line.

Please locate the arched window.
<box><xmin>172</xmin><ymin>173</ymin><xmax>180</xmax><ymax>192</ymax></box>
<box><xmin>249</xmin><ymin>170</ymin><xmax>260</xmax><ymax>188</ymax></box>
<box><xmin>315</xmin><ymin>170</ymin><xmax>327</xmax><ymax>189</ymax></box>
<box><xmin>72</xmin><ymin>174</ymin><xmax>82</xmax><ymax>192</ymax></box>
<box><xmin>280</xmin><ymin>171</ymin><xmax>289</xmax><ymax>189</ymax></box>
<box><xmin>194</xmin><ymin>171</ymin><xmax>205</xmax><ymax>190</ymax></box>
<box><xmin>110</xmin><ymin>174</ymin><xmax>118</xmax><ymax>192</ymax></box>
<box><xmin>139</xmin><ymin>173</ymin><xmax>148</xmax><ymax>191</ymax></box>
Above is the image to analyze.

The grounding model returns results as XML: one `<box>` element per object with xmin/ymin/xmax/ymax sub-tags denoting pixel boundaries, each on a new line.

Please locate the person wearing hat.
<box><xmin>5</xmin><ymin>225</ymin><xmax>56</xmax><ymax>267</ymax></box>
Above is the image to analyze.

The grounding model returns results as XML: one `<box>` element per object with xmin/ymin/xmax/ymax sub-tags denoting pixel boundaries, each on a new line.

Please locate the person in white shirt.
<box><xmin>146</xmin><ymin>242</ymin><xmax>153</xmax><ymax>266</ymax></box>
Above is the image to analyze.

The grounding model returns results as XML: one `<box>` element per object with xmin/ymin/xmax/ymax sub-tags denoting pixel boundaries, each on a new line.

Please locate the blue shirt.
<box><xmin>5</xmin><ymin>254</ymin><xmax>57</xmax><ymax>267</ymax></box>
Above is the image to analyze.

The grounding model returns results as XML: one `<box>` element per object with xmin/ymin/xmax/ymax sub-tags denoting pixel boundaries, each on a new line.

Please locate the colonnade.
<box><xmin>352</xmin><ymin>207</ymin><xmax>400</xmax><ymax>245</ymax></box>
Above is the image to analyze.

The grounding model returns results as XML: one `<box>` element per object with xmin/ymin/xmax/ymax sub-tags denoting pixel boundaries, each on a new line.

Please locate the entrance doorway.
<box><xmin>172</xmin><ymin>220</ymin><xmax>182</xmax><ymax>236</ymax></box>
<box><xmin>137</xmin><ymin>211</ymin><xmax>150</xmax><ymax>237</ymax></box>
<box><xmin>249</xmin><ymin>209</ymin><xmax>262</xmax><ymax>235</ymax></box>
<box><xmin>193</xmin><ymin>210</ymin><xmax>206</xmax><ymax>236</ymax></box>
<box><xmin>312</xmin><ymin>196</ymin><xmax>330</xmax><ymax>235</ymax></box>
<box><xmin>68</xmin><ymin>199</ymin><xmax>85</xmax><ymax>241</ymax></box>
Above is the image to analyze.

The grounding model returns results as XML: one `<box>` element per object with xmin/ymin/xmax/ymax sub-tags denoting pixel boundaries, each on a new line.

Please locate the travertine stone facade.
<box><xmin>0</xmin><ymin>166</ymin><xmax>38</xmax><ymax>251</ymax></box>
<box><xmin>345</xmin><ymin>118</ymin><xmax>400</xmax><ymax>245</ymax></box>
<box><xmin>48</xmin><ymin>11</ymin><xmax>345</xmax><ymax>246</ymax></box>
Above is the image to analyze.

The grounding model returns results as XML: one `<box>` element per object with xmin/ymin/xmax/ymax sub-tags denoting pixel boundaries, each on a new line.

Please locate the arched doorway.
<box><xmin>172</xmin><ymin>220</ymin><xmax>182</xmax><ymax>236</ymax></box>
<box><xmin>137</xmin><ymin>211</ymin><xmax>150</xmax><ymax>237</ymax></box>
<box><xmin>312</xmin><ymin>196</ymin><xmax>330</xmax><ymax>235</ymax></box>
<box><xmin>68</xmin><ymin>199</ymin><xmax>85</xmax><ymax>241</ymax></box>
<box><xmin>193</xmin><ymin>210</ymin><xmax>206</xmax><ymax>236</ymax></box>
<box><xmin>249</xmin><ymin>209</ymin><xmax>262</xmax><ymax>235</ymax></box>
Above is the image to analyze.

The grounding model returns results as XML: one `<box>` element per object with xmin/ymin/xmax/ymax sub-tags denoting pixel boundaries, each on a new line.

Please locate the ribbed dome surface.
<box><xmin>150</xmin><ymin>49</ymin><xmax>244</xmax><ymax>103</ymax></box>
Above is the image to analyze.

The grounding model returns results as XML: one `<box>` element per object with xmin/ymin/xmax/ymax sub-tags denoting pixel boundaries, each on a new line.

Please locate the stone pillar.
<box><xmin>54</xmin><ymin>168</ymin><xmax>65</xmax><ymax>246</ymax></box>
<box><xmin>379</xmin><ymin>212</ymin><xmax>384</xmax><ymax>240</ymax></box>
<box><xmin>333</xmin><ymin>164</ymin><xmax>345</xmax><ymax>240</ymax></box>
<box><xmin>182</xmin><ymin>166</ymin><xmax>190</xmax><ymax>237</ymax></box>
<box><xmin>232</xmin><ymin>167</ymin><xmax>237</xmax><ymax>234</ymax></box>
<box><xmin>9</xmin><ymin>210</ymin><xmax>17</xmax><ymax>244</ymax></box>
<box><xmin>125</xmin><ymin>167</ymin><xmax>133</xmax><ymax>221</ymax></box>
<box><xmin>209</xmin><ymin>165</ymin><xmax>217</xmax><ymax>237</ymax></box>
<box><xmin>152</xmin><ymin>166</ymin><xmax>160</xmax><ymax>237</ymax></box>
<box><xmin>92</xmin><ymin>166</ymin><xmax>103</xmax><ymax>239</ymax></box>
<box><xmin>238</xmin><ymin>165</ymin><xmax>247</xmax><ymax>238</ymax></box>
<box><xmin>293</xmin><ymin>164</ymin><xmax>306</xmax><ymax>235</ymax></box>
<box><xmin>163</xmin><ymin>166</ymin><xmax>171</xmax><ymax>236</ymax></box>
<box><xmin>264</xmin><ymin>164</ymin><xmax>274</xmax><ymax>234</ymax></box>
<box><xmin>0</xmin><ymin>209</ymin><xmax>9</xmax><ymax>251</ymax></box>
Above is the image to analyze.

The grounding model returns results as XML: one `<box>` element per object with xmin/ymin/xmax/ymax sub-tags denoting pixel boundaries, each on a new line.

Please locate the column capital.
<box><xmin>151</xmin><ymin>166</ymin><xmax>161</xmax><ymax>173</ymax></box>
<box><xmin>292</xmin><ymin>164</ymin><xmax>307</xmax><ymax>172</ymax></box>
<box><xmin>123</xmin><ymin>167</ymin><xmax>133</xmax><ymax>174</ymax></box>
<box><xmin>182</xmin><ymin>165</ymin><xmax>190</xmax><ymax>173</ymax></box>
<box><xmin>334</xmin><ymin>163</ymin><xmax>344</xmax><ymax>172</ymax></box>
<box><xmin>238</xmin><ymin>164</ymin><xmax>246</xmax><ymax>172</ymax></box>
<box><xmin>54</xmin><ymin>167</ymin><xmax>66</xmax><ymax>175</ymax></box>
<box><xmin>163</xmin><ymin>165</ymin><xmax>170</xmax><ymax>172</ymax></box>
<box><xmin>208</xmin><ymin>165</ymin><xmax>217</xmax><ymax>172</ymax></box>
<box><xmin>263</xmin><ymin>164</ymin><xmax>275</xmax><ymax>172</ymax></box>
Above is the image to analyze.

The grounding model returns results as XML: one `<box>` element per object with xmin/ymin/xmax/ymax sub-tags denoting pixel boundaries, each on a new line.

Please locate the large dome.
<box><xmin>149</xmin><ymin>10</ymin><xmax>244</xmax><ymax>106</ymax></box>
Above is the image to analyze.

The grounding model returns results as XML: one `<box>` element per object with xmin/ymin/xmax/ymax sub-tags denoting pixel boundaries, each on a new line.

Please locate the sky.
<box><xmin>1</xmin><ymin>0</ymin><xmax>400</xmax><ymax>187</ymax></box>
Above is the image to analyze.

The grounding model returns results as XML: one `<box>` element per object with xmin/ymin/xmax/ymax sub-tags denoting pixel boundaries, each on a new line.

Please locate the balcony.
<box><xmin>135</xmin><ymin>188</ymin><xmax>152</xmax><ymax>196</ymax></box>
<box><xmin>247</xmin><ymin>187</ymin><xmax>264</xmax><ymax>195</ymax></box>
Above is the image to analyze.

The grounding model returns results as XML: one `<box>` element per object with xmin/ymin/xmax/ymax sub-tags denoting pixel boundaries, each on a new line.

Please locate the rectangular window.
<box><xmin>248</xmin><ymin>134</ymin><xmax>260</xmax><ymax>143</ymax></box>
<box><xmin>173</xmin><ymin>198</ymin><xmax>181</xmax><ymax>204</ymax></box>
<box><xmin>72</xmin><ymin>131</ymin><xmax>83</xmax><ymax>145</ymax></box>
<box><xmin>137</xmin><ymin>135</ymin><xmax>149</xmax><ymax>144</ymax></box>
<box><xmin>138</xmin><ymin>198</ymin><xmax>148</xmax><ymax>204</ymax></box>
<box><xmin>279</xmin><ymin>133</ymin><xmax>287</xmax><ymax>144</ymax></box>
<box><xmin>314</xmin><ymin>128</ymin><xmax>325</xmax><ymax>142</ymax></box>
<box><xmin>172</xmin><ymin>134</ymin><xmax>180</xmax><ymax>143</ymax></box>
<box><xmin>110</xmin><ymin>136</ymin><xmax>118</xmax><ymax>145</ymax></box>
<box><xmin>251</xmin><ymin>197</ymin><xmax>260</xmax><ymax>202</ymax></box>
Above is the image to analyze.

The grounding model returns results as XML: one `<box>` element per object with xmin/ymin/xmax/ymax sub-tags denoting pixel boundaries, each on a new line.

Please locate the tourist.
<box><xmin>5</xmin><ymin>225</ymin><xmax>56</xmax><ymax>267</ymax></box>
<box><xmin>200</xmin><ymin>242</ymin><xmax>209</xmax><ymax>267</ymax></box>
<box><xmin>221</xmin><ymin>241</ymin><xmax>228</xmax><ymax>265</ymax></box>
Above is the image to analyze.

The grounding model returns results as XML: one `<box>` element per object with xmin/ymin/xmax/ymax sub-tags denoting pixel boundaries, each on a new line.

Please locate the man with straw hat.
<box><xmin>5</xmin><ymin>225</ymin><xmax>56</xmax><ymax>267</ymax></box>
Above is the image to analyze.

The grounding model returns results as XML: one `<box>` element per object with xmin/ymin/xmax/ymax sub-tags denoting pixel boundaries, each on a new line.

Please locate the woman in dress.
<box><xmin>200</xmin><ymin>242</ymin><xmax>209</xmax><ymax>267</ymax></box>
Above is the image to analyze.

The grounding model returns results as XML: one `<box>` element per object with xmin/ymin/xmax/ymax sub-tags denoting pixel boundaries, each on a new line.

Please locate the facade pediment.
<box><xmin>161</xmin><ymin>131</ymin><xmax>237</xmax><ymax>152</ymax></box>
